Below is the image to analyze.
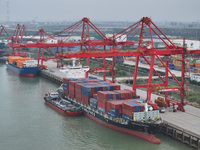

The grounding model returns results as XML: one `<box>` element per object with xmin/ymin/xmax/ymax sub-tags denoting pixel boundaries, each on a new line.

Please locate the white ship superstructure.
<box><xmin>60</xmin><ymin>58</ymin><xmax>89</xmax><ymax>78</ymax></box>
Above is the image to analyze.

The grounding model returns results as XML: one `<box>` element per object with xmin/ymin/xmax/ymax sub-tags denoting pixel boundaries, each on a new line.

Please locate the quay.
<box><xmin>0</xmin><ymin>58</ymin><xmax>200</xmax><ymax>149</ymax></box>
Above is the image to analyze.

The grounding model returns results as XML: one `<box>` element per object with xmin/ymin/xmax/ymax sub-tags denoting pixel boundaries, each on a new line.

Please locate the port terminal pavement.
<box><xmin>43</xmin><ymin>60</ymin><xmax>200</xmax><ymax>139</ymax></box>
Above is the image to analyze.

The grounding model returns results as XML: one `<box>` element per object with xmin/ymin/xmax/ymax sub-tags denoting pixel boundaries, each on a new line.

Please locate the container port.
<box><xmin>1</xmin><ymin>16</ymin><xmax>200</xmax><ymax>149</ymax></box>
<box><xmin>7</xmin><ymin>59</ymin><xmax>198</xmax><ymax>149</ymax></box>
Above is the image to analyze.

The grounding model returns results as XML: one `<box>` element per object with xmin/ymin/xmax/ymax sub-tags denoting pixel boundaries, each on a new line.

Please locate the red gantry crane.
<box><xmin>59</xmin><ymin>17</ymin><xmax>199</xmax><ymax>112</ymax></box>
<box><xmin>9</xmin><ymin>18</ymin><xmax>135</xmax><ymax>78</ymax></box>
<box><xmin>8</xmin><ymin>17</ymin><xmax>200</xmax><ymax>111</ymax></box>
<box><xmin>8</xmin><ymin>24</ymin><xmax>27</xmax><ymax>56</ymax></box>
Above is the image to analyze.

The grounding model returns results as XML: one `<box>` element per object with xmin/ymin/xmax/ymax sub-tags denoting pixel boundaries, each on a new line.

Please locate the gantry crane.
<box><xmin>8</xmin><ymin>17</ymin><xmax>200</xmax><ymax>111</ymax></box>
<box><xmin>8</xmin><ymin>24</ymin><xmax>27</xmax><ymax>56</ymax></box>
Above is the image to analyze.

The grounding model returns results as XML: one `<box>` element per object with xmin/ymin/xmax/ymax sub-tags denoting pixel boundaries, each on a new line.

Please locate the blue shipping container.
<box><xmin>127</xmin><ymin>102</ymin><xmax>140</xmax><ymax>112</ymax></box>
<box><xmin>107</xmin><ymin>110</ymin><xmax>111</xmax><ymax>117</ymax></box>
<box><xmin>90</xmin><ymin>103</ymin><xmax>97</xmax><ymax>109</ymax></box>
<box><xmin>111</xmin><ymin>108</ymin><xmax>121</xmax><ymax>118</ymax></box>
<box><xmin>122</xmin><ymin>114</ymin><xmax>133</xmax><ymax>121</ymax></box>
<box><xmin>111</xmin><ymin>91</ymin><xmax>121</xmax><ymax>99</ymax></box>
<box><xmin>90</xmin><ymin>98</ymin><xmax>98</xmax><ymax>105</ymax></box>
<box><xmin>97</xmin><ymin>106</ymin><xmax>106</xmax><ymax>113</ymax></box>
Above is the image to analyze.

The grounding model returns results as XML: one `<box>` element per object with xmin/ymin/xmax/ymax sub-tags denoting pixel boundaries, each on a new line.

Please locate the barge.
<box><xmin>44</xmin><ymin>91</ymin><xmax>83</xmax><ymax>116</ymax></box>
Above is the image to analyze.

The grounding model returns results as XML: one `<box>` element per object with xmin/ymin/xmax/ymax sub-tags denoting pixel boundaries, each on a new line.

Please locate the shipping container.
<box><xmin>148</xmin><ymin>101</ymin><xmax>158</xmax><ymax>110</ymax></box>
<box><xmin>122</xmin><ymin>113</ymin><xmax>133</xmax><ymax>121</ymax></box>
<box><xmin>82</xmin><ymin>95</ymin><xmax>90</xmax><ymax>105</ymax></box>
<box><xmin>97</xmin><ymin>101</ymin><xmax>106</xmax><ymax>108</ymax></box>
<box><xmin>98</xmin><ymin>106</ymin><xmax>106</xmax><ymax>113</ymax></box>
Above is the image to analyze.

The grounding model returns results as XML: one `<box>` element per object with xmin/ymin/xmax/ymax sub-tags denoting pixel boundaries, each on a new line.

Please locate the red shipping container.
<box><xmin>75</xmin><ymin>90</ymin><xmax>82</xmax><ymax>102</ymax></box>
<box><xmin>93</xmin><ymin>94</ymin><xmax>98</xmax><ymax>99</ymax></box>
<box><xmin>69</xmin><ymin>81</ymin><xmax>77</xmax><ymax>99</ymax></box>
<box><xmin>114</xmin><ymin>90</ymin><xmax>126</xmax><ymax>99</ymax></box>
<box><xmin>100</xmin><ymin>85</ymin><xmax>108</xmax><ymax>91</ymax></box>
<box><xmin>63</xmin><ymin>90</ymin><xmax>68</xmax><ymax>95</ymax></box>
<box><xmin>122</xmin><ymin>109</ymin><xmax>134</xmax><ymax>117</ymax></box>
<box><xmin>82</xmin><ymin>95</ymin><xmax>90</xmax><ymax>105</ymax></box>
<box><xmin>123</xmin><ymin>90</ymin><xmax>133</xmax><ymax>99</ymax></box>
<box><xmin>97</xmin><ymin>97</ymin><xmax>109</xmax><ymax>103</ymax></box>
<box><xmin>148</xmin><ymin>101</ymin><xmax>158</xmax><ymax>110</ymax></box>
<box><xmin>63</xmin><ymin>78</ymin><xmax>71</xmax><ymax>83</ymax></box>
<box><xmin>97</xmin><ymin>101</ymin><xmax>106</xmax><ymax>109</ymax></box>
<box><xmin>86</xmin><ymin>85</ymin><xmax>96</xmax><ymax>96</ymax></box>
<box><xmin>75</xmin><ymin>83</ymin><xmax>82</xmax><ymax>100</ymax></box>
<box><xmin>96</xmin><ymin>83</ymin><xmax>107</xmax><ymax>91</ymax></box>
<box><xmin>97</xmin><ymin>91</ymin><xmax>109</xmax><ymax>99</ymax></box>
<box><xmin>106</xmin><ymin>102</ymin><xmax>111</xmax><ymax>111</ymax></box>
<box><xmin>122</xmin><ymin>102</ymin><xmax>137</xmax><ymax>112</ymax></box>
<box><xmin>106</xmin><ymin>91</ymin><xmax>117</xmax><ymax>99</ymax></box>
<box><xmin>69</xmin><ymin>90</ymin><xmax>75</xmax><ymax>99</ymax></box>
<box><xmin>87</xmin><ymin>82</ymin><xmax>96</xmax><ymax>85</ymax></box>
<box><xmin>109</xmin><ymin>83</ymin><xmax>121</xmax><ymax>90</ymax></box>
<box><xmin>108</xmin><ymin>101</ymin><xmax>123</xmax><ymax>114</ymax></box>
<box><xmin>128</xmin><ymin>100</ymin><xmax>145</xmax><ymax>112</ymax></box>
<box><xmin>86</xmin><ymin>78</ymin><xmax>99</xmax><ymax>82</ymax></box>
<box><xmin>75</xmin><ymin>83</ymin><xmax>83</xmax><ymax>89</ymax></box>
<box><xmin>124</xmin><ymin>89</ymin><xmax>136</xmax><ymax>97</ymax></box>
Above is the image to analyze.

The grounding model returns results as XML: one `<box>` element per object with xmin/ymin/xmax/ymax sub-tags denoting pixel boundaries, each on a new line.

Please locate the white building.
<box><xmin>171</xmin><ymin>39</ymin><xmax>200</xmax><ymax>50</ymax></box>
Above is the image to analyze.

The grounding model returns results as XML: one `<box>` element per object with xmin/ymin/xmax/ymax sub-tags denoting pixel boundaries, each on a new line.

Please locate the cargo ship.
<box><xmin>44</xmin><ymin>91</ymin><xmax>83</xmax><ymax>116</ymax></box>
<box><xmin>6</xmin><ymin>56</ymin><xmax>39</xmax><ymax>77</ymax></box>
<box><xmin>60</xmin><ymin>58</ymin><xmax>89</xmax><ymax>78</ymax></box>
<box><xmin>59</xmin><ymin>77</ymin><xmax>163</xmax><ymax>144</ymax></box>
<box><xmin>0</xmin><ymin>50</ymin><xmax>5</xmax><ymax>56</ymax></box>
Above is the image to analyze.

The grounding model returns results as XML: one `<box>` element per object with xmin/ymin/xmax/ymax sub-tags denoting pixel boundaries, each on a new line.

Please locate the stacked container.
<box><xmin>122</xmin><ymin>102</ymin><xmax>140</xmax><ymax>120</ymax></box>
<box><xmin>63</xmin><ymin>78</ymin><xmax>71</xmax><ymax>95</ymax></box>
<box><xmin>75</xmin><ymin>83</ymin><xmax>83</xmax><ymax>102</ymax></box>
<box><xmin>69</xmin><ymin>80</ymin><xmax>77</xmax><ymax>99</ymax></box>
<box><xmin>62</xmin><ymin>78</ymin><xmax>149</xmax><ymax>121</ymax></box>
<box><xmin>90</xmin><ymin>98</ymin><xmax>98</xmax><ymax>109</ymax></box>
<box><xmin>107</xmin><ymin>101</ymin><xmax>124</xmax><ymax>118</ymax></box>
<box><xmin>113</xmin><ymin>90</ymin><xmax>133</xmax><ymax>99</ymax></box>
<box><xmin>8</xmin><ymin>56</ymin><xmax>31</xmax><ymax>68</ymax></box>
<box><xmin>124</xmin><ymin>89</ymin><xmax>136</xmax><ymax>99</ymax></box>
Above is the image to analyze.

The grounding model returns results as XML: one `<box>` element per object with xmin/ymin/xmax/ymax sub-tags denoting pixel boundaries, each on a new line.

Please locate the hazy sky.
<box><xmin>0</xmin><ymin>0</ymin><xmax>200</xmax><ymax>22</ymax></box>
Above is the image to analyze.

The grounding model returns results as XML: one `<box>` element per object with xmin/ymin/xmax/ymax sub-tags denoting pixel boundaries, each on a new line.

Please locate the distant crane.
<box><xmin>8</xmin><ymin>24</ymin><xmax>27</xmax><ymax>56</ymax></box>
<box><xmin>0</xmin><ymin>25</ymin><xmax>8</xmax><ymax>37</ymax></box>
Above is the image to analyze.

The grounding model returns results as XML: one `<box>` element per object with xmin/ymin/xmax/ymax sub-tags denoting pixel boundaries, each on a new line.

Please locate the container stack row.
<box><xmin>63</xmin><ymin>77</ymin><xmax>158</xmax><ymax>121</ymax></box>
<box><xmin>8</xmin><ymin>56</ymin><xmax>31</xmax><ymax>68</ymax></box>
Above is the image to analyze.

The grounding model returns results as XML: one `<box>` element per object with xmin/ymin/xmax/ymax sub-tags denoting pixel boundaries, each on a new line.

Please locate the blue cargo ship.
<box><xmin>6</xmin><ymin>56</ymin><xmax>39</xmax><ymax>77</ymax></box>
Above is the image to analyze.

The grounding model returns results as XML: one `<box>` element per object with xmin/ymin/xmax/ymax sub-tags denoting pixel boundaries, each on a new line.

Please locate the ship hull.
<box><xmin>6</xmin><ymin>63</ymin><xmax>39</xmax><ymax>77</ymax></box>
<box><xmin>84</xmin><ymin>111</ymin><xmax>160</xmax><ymax>144</ymax></box>
<box><xmin>67</xmin><ymin>97</ymin><xmax>161</xmax><ymax>144</ymax></box>
<box><xmin>44</xmin><ymin>98</ymin><xmax>83</xmax><ymax>117</ymax></box>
